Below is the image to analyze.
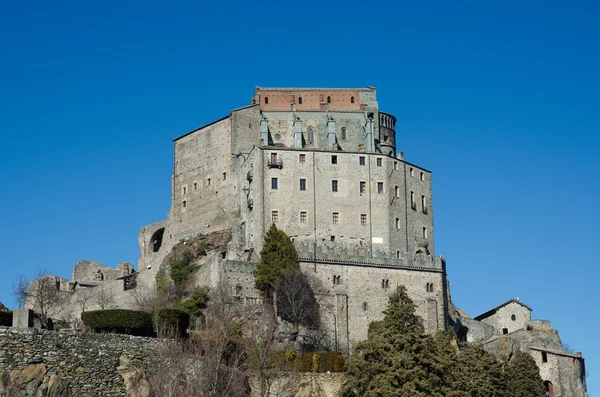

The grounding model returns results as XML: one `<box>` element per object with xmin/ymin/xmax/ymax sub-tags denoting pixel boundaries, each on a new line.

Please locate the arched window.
<box><xmin>341</xmin><ymin>127</ymin><xmax>347</xmax><ymax>140</ymax></box>
<box><xmin>351</xmin><ymin>96</ymin><xmax>355</xmax><ymax>103</ymax></box>
<box><xmin>298</xmin><ymin>96</ymin><xmax>303</xmax><ymax>104</ymax></box>
<box><xmin>264</xmin><ymin>97</ymin><xmax>268</xmax><ymax>104</ymax></box>
<box><xmin>327</xmin><ymin>96</ymin><xmax>331</xmax><ymax>103</ymax></box>
<box><xmin>307</xmin><ymin>126</ymin><xmax>314</xmax><ymax>145</ymax></box>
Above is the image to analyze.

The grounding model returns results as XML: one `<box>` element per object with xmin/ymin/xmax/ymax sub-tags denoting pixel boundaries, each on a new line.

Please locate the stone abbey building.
<box><xmin>21</xmin><ymin>86</ymin><xmax>586</xmax><ymax>396</ymax></box>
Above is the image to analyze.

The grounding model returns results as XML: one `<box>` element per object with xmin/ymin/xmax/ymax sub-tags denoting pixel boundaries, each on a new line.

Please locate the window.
<box><xmin>207</xmin><ymin>178</ymin><xmax>211</xmax><ymax>186</ymax></box>
<box><xmin>223</xmin><ymin>172</ymin><xmax>227</xmax><ymax>181</ymax></box>
<box><xmin>542</xmin><ymin>352</ymin><xmax>548</xmax><ymax>363</ymax></box>
<box><xmin>193</xmin><ymin>182</ymin><xmax>197</xmax><ymax>190</ymax></box>
<box><xmin>368</xmin><ymin>112</ymin><xmax>374</xmax><ymax>119</ymax></box>
<box><xmin>384</xmin><ymin>135</ymin><xmax>389</xmax><ymax>142</ymax></box>
<box><xmin>426</xmin><ymin>283</ymin><xmax>434</xmax><ymax>292</ymax></box>
<box><xmin>333</xmin><ymin>275</ymin><xmax>341</xmax><ymax>285</ymax></box>
<box><xmin>394</xmin><ymin>162</ymin><xmax>398</xmax><ymax>170</ymax></box>
<box><xmin>410</xmin><ymin>191</ymin><xmax>416</xmax><ymax>210</ymax></box>
<box><xmin>298</xmin><ymin>96</ymin><xmax>303</xmax><ymax>104</ymax></box>
<box><xmin>360</xmin><ymin>181</ymin><xmax>366</xmax><ymax>193</ymax></box>
<box><xmin>307</xmin><ymin>126</ymin><xmax>314</xmax><ymax>144</ymax></box>
<box><xmin>299</xmin><ymin>154</ymin><xmax>306</xmax><ymax>163</ymax></box>
<box><xmin>376</xmin><ymin>158</ymin><xmax>382</xmax><ymax>166</ymax></box>
<box><xmin>182</xmin><ymin>200</ymin><xmax>187</xmax><ymax>208</ymax></box>
<box><xmin>300</xmin><ymin>179</ymin><xmax>306</xmax><ymax>191</ymax></box>
<box><xmin>423</xmin><ymin>227</ymin><xmax>428</xmax><ymax>239</ymax></box>
<box><xmin>271</xmin><ymin>152</ymin><xmax>278</xmax><ymax>163</ymax></box>
<box><xmin>396</xmin><ymin>251</ymin><xmax>401</xmax><ymax>259</ymax></box>
<box><xmin>381</xmin><ymin>279</ymin><xmax>389</xmax><ymax>289</ymax></box>
<box><xmin>395</xmin><ymin>185</ymin><xmax>399</xmax><ymax>198</ymax></box>
<box><xmin>502</xmin><ymin>328</ymin><xmax>509</xmax><ymax>335</ymax></box>
<box><xmin>331</xmin><ymin>155</ymin><xmax>337</xmax><ymax>164</ymax></box>
<box><xmin>351</xmin><ymin>96</ymin><xmax>355</xmax><ymax>103</ymax></box>
<box><xmin>300</xmin><ymin>211</ymin><xmax>307</xmax><ymax>223</ymax></box>
<box><xmin>327</xmin><ymin>96</ymin><xmax>331</xmax><ymax>103</ymax></box>
<box><xmin>420</xmin><ymin>172</ymin><xmax>425</xmax><ymax>181</ymax></box>
<box><xmin>340</xmin><ymin>127</ymin><xmax>347</xmax><ymax>140</ymax></box>
<box><xmin>272</xmin><ymin>211</ymin><xmax>279</xmax><ymax>223</ymax></box>
<box><xmin>182</xmin><ymin>186</ymin><xmax>187</xmax><ymax>195</ymax></box>
<box><xmin>377</xmin><ymin>182</ymin><xmax>384</xmax><ymax>194</ymax></box>
<box><xmin>320</xmin><ymin>93</ymin><xmax>324</xmax><ymax>102</ymax></box>
<box><xmin>421</xmin><ymin>195</ymin><xmax>427</xmax><ymax>213</ymax></box>
<box><xmin>359</xmin><ymin>156</ymin><xmax>365</xmax><ymax>165</ymax></box>
<box><xmin>396</xmin><ymin>217</ymin><xmax>400</xmax><ymax>229</ymax></box>
<box><xmin>360</xmin><ymin>214</ymin><xmax>367</xmax><ymax>226</ymax></box>
<box><xmin>332</xmin><ymin>180</ymin><xmax>338</xmax><ymax>192</ymax></box>
<box><xmin>330</xmin><ymin>235</ymin><xmax>335</xmax><ymax>242</ymax></box>
<box><xmin>333</xmin><ymin>212</ymin><xmax>339</xmax><ymax>224</ymax></box>
<box><xmin>235</xmin><ymin>284</ymin><xmax>242</xmax><ymax>296</ymax></box>
<box><xmin>363</xmin><ymin>301</ymin><xmax>368</xmax><ymax>311</ymax></box>
<box><xmin>410</xmin><ymin>168</ymin><xmax>414</xmax><ymax>177</ymax></box>
<box><xmin>264</xmin><ymin>97</ymin><xmax>268</xmax><ymax>104</ymax></box>
<box><xmin>271</xmin><ymin>178</ymin><xmax>278</xmax><ymax>189</ymax></box>
<box><xmin>511</xmin><ymin>314</ymin><xmax>516</xmax><ymax>321</ymax></box>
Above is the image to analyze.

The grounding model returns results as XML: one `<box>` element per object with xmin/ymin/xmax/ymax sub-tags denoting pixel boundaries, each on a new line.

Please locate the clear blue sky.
<box><xmin>1</xmin><ymin>0</ymin><xmax>598</xmax><ymax>393</ymax></box>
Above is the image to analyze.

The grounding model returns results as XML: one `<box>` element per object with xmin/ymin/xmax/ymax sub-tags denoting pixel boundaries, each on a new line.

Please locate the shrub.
<box><xmin>0</xmin><ymin>311</ymin><xmax>12</xmax><ymax>327</ymax></box>
<box><xmin>246</xmin><ymin>349</ymin><xmax>296</xmax><ymax>371</ymax></box>
<box><xmin>291</xmin><ymin>352</ymin><xmax>344</xmax><ymax>373</ymax></box>
<box><xmin>81</xmin><ymin>309</ymin><xmax>154</xmax><ymax>336</ymax></box>
<box><xmin>154</xmin><ymin>308</ymin><xmax>190</xmax><ymax>338</ymax></box>
<box><xmin>170</xmin><ymin>250</ymin><xmax>195</xmax><ymax>286</ymax></box>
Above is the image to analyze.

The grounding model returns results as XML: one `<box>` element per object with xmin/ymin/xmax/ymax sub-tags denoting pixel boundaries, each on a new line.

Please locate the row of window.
<box><xmin>181</xmin><ymin>173</ymin><xmax>226</xmax><ymax>195</ymax></box>
<box><xmin>272</xmin><ymin>210</ymin><xmax>367</xmax><ymax>225</ymax></box>
<box><xmin>331</xmin><ymin>275</ymin><xmax>435</xmax><ymax>293</ymax></box>
<box><xmin>264</xmin><ymin>95</ymin><xmax>356</xmax><ymax>105</ymax></box>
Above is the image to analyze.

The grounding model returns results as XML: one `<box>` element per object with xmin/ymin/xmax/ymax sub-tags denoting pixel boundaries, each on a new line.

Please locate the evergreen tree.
<box><xmin>505</xmin><ymin>350</ymin><xmax>545</xmax><ymax>397</ymax></box>
<box><xmin>253</xmin><ymin>224</ymin><xmax>300</xmax><ymax>295</ymax></box>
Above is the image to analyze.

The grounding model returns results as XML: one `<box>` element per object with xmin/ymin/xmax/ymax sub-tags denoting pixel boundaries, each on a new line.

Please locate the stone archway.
<box><xmin>543</xmin><ymin>380</ymin><xmax>554</xmax><ymax>397</ymax></box>
<box><xmin>151</xmin><ymin>228</ymin><xmax>165</xmax><ymax>253</ymax></box>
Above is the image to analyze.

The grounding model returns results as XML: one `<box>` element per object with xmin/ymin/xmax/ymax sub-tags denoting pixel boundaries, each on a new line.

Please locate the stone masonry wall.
<box><xmin>0</xmin><ymin>327</ymin><xmax>159</xmax><ymax>396</ymax></box>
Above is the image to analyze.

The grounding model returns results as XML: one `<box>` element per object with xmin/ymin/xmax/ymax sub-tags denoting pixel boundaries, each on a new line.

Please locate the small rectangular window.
<box><xmin>207</xmin><ymin>178</ymin><xmax>211</xmax><ymax>186</ymax></box>
<box><xmin>223</xmin><ymin>172</ymin><xmax>227</xmax><ymax>181</ymax></box>
<box><xmin>423</xmin><ymin>227</ymin><xmax>428</xmax><ymax>239</ymax></box>
<box><xmin>410</xmin><ymin>191</ymin><xmax>415</xmax><ymax>209</ymax></box>
<box><xmin>421</xmin><ymin>195</ymin><xmax>427</xmax><ymax>213</ymax></box>
<box><xmin>272</xmin><ymin>211</ymin><xmax>279</xmax><ymax>223</ymax></box>
<box><xmin>394</xmin><ymin>162</ymin><xmax>398</xmax><ymax>171</ymax></box>
<box><xmin>332</xmin><ymin>180</ymin><xmax>338</xmax><ymax>192</ymax></box>
<box><xmin>377</xmin><ymin>182</ymin><xmax>384</xmax><ymax>194</ymax></box>
<box><xmin>360</xmin><ymin>214</ymin><xmax>367</xmax><ymax>226</ymax></box>
<box><xmin>330</xmin><ymin>235</ymin><xmax>335</xmax><ymax>242</ymax></box>
<box><xmin>300</xmin><ymin>211</ymin><xmax>307</xmax><ymax>223</ymax></box>
<box><xmin>182</xmin><ymin>200</ymin><xmax>187</xmax><ymax>208</ymax></box>
<box><xmin>333</xmin><ymin>212</ymin><xmax>339</xmax><ymax>225</ymax></box>
<box><xmin>420</xmin><ymin>172</ymin><xmax>425</xmax><ymax>181</ymax></box>
<box><xmin>182</xmin><ymin>186</ymin><xmax>187</xmax><ymax>195</ymax></box>
<box><xmin>300</xmin><ymin>179</ymin><xmax>306</xmax><ymax>191</ymax></box>
<box><xmin>271</xmin><ymin>178</ymin><xmax>278</xmax><ymax>190</ymax></box>
<box><xmin>193</xmin><ymin>182</ymin><xmax>197</xmax><ymax>190</ymax></box>
<box><xmin>299</xmin><ymin>154</ymin><xmax>306</xmax><ymax>163</ymax></box>
<box><xmin>359</xmin><ymin>156</ymin><xmax>365</xmax><ymax>166</ymax></box>
<box><xmin>410</xmin><ymin>168</ymin><xmax>414</xmax><ymax>177</ymax></box>
<box><xmin>271</xmin><ymin>153</ymin><xmax>278</xmax><ymax>163</ymax></box>
<box><xmin>377</xmin><ymin>158</ymin><xmax>382</xmax><ymax>167</ymax></box>
<box><xmin>542</xmin><ymin>352</ymin><xmax>548</xmax><ymax>363</ymax></box>
<box><xmin>395</xmin><ymin>185</ymin><xmax>399</xmax><ymax>198</ymax></box>
<box><xmin>396</xmin><ymin>217</ymin><xmax>400</xmax><ymax>229</ymax></box>
<box><xmin>396</xmin><ymin>251</ymin><xmax>401</xmax><ymax>259</ymax></box>
<box><xmin>384</xmin><ymin>135</ymin><xmax>389</xmax><ymax>142</ymax></box>
<box><xmin>332</xmin><ymin>155</ymin><xmax>338</xmax><ymax>164</ymax></box>
<box><xmin>360</xmin><ymin>181</ymin><xmax>366</xmax><ymax>193</ymax></box>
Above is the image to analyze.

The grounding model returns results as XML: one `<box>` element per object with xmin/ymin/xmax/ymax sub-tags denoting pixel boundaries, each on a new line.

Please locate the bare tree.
<box><xmin>75</xmin><ymin>287</ymin><xmax>95</xmax><ymax>313</ymax></box>
<box><xmin>274</xmin><ymin>270</ymin><xmax>320</xmax><ymax>341</ymax></box>
<box><xmin>144</xmin><ymin>280</ymin><xmax>249</xmax><ymax>397</ymax></box>
<box><xmin>13</xmin><ymin>269</ymin><xmax>69</xmax><ymax>328</ymax></box>
<box><xmin>94</xmin><ymin>286</ymin><xmax>115</xmax><ymax>310</ymax></box>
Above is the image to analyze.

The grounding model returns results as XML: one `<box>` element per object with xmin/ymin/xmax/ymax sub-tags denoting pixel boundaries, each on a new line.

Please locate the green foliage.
<box><xmin>154</xmin><ymin>308</ymin><xmax>190</xmax><ymax>337</ymax></box>
<box><xmin>181</xmin><ymin>287</ymin><xmax>209</xmax><ymax>317</ymax></box>
<box><xmin>505</xmin><ymin>351</ymin><xmax>546</xmax><ymax>397</ymax></box>
<box><xmin>254</xmin><ymin>224</ymin><xmax>299</xmax><ymax>294</ymax></box>
<box><xmin>170</xmin><ymin>250</ymin><xmax>195</xmax><ymax>286</ymax></box>
<box><xmin>81</xmin><ymin>309</ymin><xmax>154</xmax><ymax>336</ymax></box>
<box><xmin>196</xmin><ymin>242</ymin><xmax>209</xmax><ymax>256</ymax></box>
<box><xmin>0</xmin><ymin>311</ymin><xmax>12</xmax><ymax>326</ymax></box>
<box><xmin>156</xmin><ymin>275</ymin><xmax>171</xmax><ymax>296</ymax></box>
<box><xmin>246</xmin><ymin>349</ymin><xmax>297</xmax><ymax>371</ymax></box>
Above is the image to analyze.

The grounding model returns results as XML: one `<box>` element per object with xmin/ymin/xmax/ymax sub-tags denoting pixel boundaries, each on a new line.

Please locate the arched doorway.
<box><xmin>543</xmin><ymin>380</ymin><xmax>554</xmax><ymax>397</ymax></box>
<box><xmin>151</xmin><ymin>228</ymin><xmax>165</xmax><ymax>253</ymax></box>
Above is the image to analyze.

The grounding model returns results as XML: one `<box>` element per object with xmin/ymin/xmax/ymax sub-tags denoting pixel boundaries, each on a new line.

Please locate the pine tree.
<box><xmin>505</xmin><ymin>350</ymin><xmax>545</xmax><ymax>397</ymax></box>
<box><xmin>253</xmin><ymin>224</ymin><xmax>300</xmax><ymax>295</ymax></box>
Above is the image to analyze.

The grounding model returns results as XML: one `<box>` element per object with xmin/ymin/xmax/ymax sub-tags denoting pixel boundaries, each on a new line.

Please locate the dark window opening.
<box><xmin>511</xmin><ymin>314</ymin><xmax>516</xmax><ymax>321</ymax></box>
<box><xmin>332</xmin><ymin>180</ymin><xmax>338</xmax><ymax>192</ymax></box>
<box><xmin>271</xmin><ymin>178</ymin><xmax>278</xmax><ymax>189</ymax></box>
<box><xmin>298</xmin><ymin>97</ymin><xmax>303</xmax><ymax>104</ymax></box>
<box><xmin>368</xmin><ymin>112</ymin><xmax>374</xmax><ymax>119</ymax></box>
<box><xmin>377</xmin><ymin>158</ymin><xmax>382</xmax><ymax>166</ymax></box>
<box><xmin>151</xmin><ymin>228</ymin><xmax>165</xmax><ymax>253</ymax></box>
<box><xmin>330</xmin><ymin>235</ymin><xmax>335</xmax><ymax>242</ymax></box>
<box><xmin>502</xmin><ymin>328</ymin><xmax>509</xmax><ymax>335</ymax></box>
<box><xmin>327</xmin><ymin>96</ymin><xmax>331</xmax><ymax>103</ymax></box>
<box><xmin>341</xmin><ymin>127</ymin><xmax>347</xmax><ymax>140</ymax></box>
<box><xmin>351</xmin><ymin>96</ymin><xmax>355</xmax><ymax>103</ymax></box>
<box><xmin>307</xmin><ymin>126</ymin><xmax>314</xmax><ymax>144</ymax></box>
<box><xmin>359</xmin><ymin>156</ymin><xmax>365</xmax><ymax>165</ymax></box>
<box><xmin>363</xmin><ymin>301</ymin><xmax>368</xmax><ymax>311</ymax></box>
<box><xmin>332</xmin><ymin>155</ymin><xmax>337</xmax><ymax>164</ymax></box>
<box><xmin>264</xmin><ymin>97</ymin><xmax>268</xmax><ymax>104</ymax></box>
<box><xmin>542</xmin><ymin>352</ymin><xmax>548</xmax><ymax>362</ymax></box>
<box><xmin>300</xmin><ymin>179</ymin><xmax>306</xmax><ymax>191</ymax></box>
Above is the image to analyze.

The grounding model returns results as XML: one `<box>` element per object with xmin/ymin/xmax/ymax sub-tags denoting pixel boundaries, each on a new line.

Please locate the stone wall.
<box><xmin>0</xmin><ymin>327</ymin><xmax>159</xmax><ymax>396</ymax></box>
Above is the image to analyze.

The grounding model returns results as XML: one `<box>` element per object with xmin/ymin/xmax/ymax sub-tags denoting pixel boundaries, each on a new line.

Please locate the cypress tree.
<box><xmin>253</xmin><ymin>223</ymin><xmax>299</xmax><ymax>295</ymax></box>
<box><xmin>505</xmin><ymin>350</ymin><xmax>545</xmax><ymax>397</ymax></box>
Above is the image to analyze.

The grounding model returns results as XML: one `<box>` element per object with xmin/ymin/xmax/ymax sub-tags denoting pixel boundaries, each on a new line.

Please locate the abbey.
<box><xmin>17</xmin><ymin>86</ymin><xmax>587</xmax><ymax>396</ymax></box>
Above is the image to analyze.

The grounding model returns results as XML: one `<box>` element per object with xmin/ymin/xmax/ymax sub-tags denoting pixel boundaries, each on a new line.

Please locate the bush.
<box><xmin>170</xmin><ymin>250</ymin><xmax>195</xmax><ymax>286</ymax></box>
<box><xmin>81</xmin><ymin>309</ymin><xmax>154</xmax><ymax>336</ymax></box>
<box><xmin>292</xmin><ymin>352</ymin><xmax>344</xmax><ymax>373</ymax></box>
<box><xmin>246</xmin><ymin>349</ymin><xmax>297</xmax><ymax>371</ymax></box>
<box><xmin>0</xmin><ymin>311</ymin><xmax>12</xmax><ymax>327</ymax></box>
<box><xmin>154</xmin><ymin>308</ymin><xmax>190</xmax><ymax>337</ymax></box>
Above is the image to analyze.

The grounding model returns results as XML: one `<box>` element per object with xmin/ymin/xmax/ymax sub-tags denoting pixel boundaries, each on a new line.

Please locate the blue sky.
<box><xmin>1</xmin><ymin>0</ymin><xmax>598</xmax><ymax>393</ymax></box>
